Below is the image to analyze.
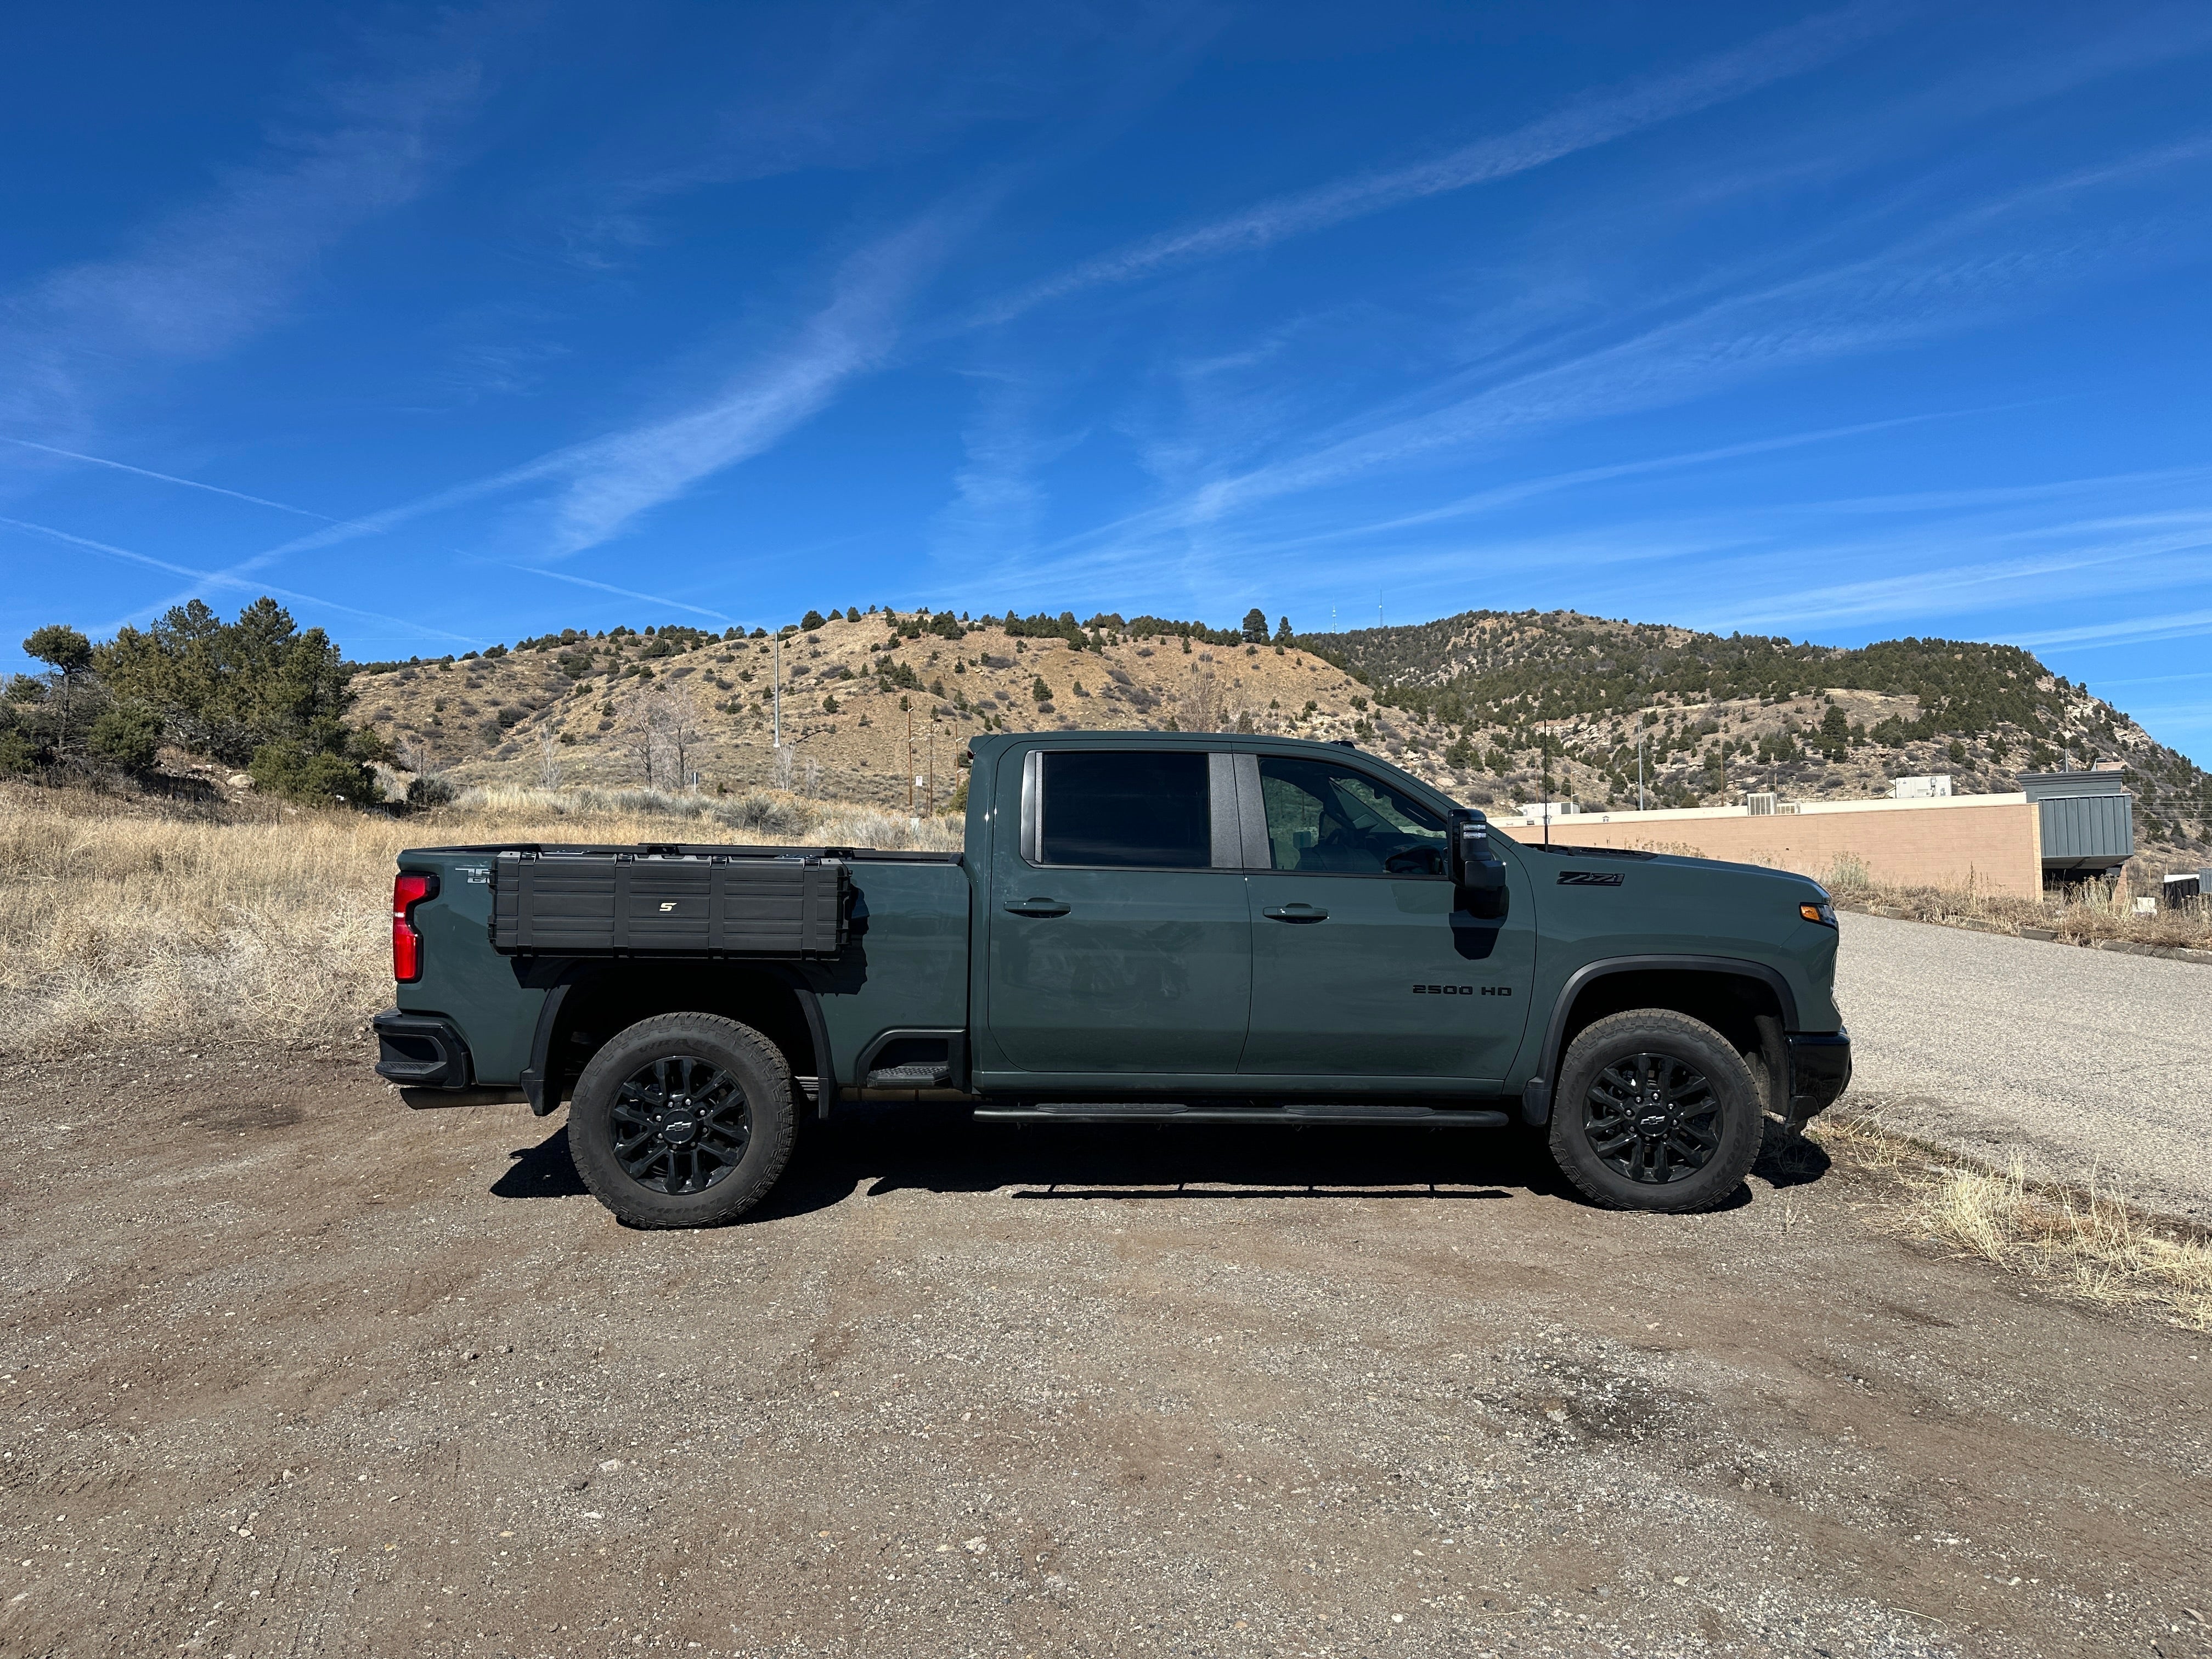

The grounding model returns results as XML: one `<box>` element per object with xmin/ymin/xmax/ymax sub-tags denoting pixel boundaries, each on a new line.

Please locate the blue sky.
<box><xmin>4</xmin><ymin>2</ymin><xmax>2210</xmax><ymax>760</ymax></box>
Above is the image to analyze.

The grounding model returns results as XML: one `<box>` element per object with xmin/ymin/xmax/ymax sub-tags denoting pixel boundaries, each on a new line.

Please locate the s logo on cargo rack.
<box><xmin>1558</xmin><ymin>870</ymin><xmax>1624</xmax><ymax>887</ymax></box>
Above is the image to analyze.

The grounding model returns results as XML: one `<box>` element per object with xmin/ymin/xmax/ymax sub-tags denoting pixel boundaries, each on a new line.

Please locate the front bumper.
<box><xmin>372</xmin><ymin>1008</ymin><xmax>474</xmax><ymax>1088</ymax></box>
<box><xmin>1786</xmin><ymin>1029</ymin><xmax>1852</xmax><ymax>1124</ymax></box>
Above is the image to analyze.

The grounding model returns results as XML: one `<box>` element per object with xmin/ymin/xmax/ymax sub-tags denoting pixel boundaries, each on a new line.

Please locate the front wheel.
<box><xmin>567</xmin><ymin>1013</ymin><xmax>797</xmax><ymax>1228</ymax></box>
<box><xmin>1547</xmin><ymin>1009</ymin><xmax>1764</xmax><ymax>1214</ymax></box>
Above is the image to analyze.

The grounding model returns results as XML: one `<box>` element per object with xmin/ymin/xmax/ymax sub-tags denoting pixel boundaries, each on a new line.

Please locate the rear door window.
<box><xmin>1257</xmin><ymin>755</ymin><xmax>1448</xmax><ymax>876</ymax></box>
<box><xmin>1039</xmin><ymin>750</ymin><xmax>1211</xmax><ymax>868</ymax></box>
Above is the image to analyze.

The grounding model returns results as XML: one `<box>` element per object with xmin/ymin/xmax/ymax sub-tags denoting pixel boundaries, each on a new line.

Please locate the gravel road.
<box><xmin>1834</xmin><ymin>912</ymin><xmax>2212</xmax><ymax>1221</ymax></box>
<box><xmin>3</xmin><ymin>1043</ymin><xmax>2209</xmax><ymax>1659</ymax></box>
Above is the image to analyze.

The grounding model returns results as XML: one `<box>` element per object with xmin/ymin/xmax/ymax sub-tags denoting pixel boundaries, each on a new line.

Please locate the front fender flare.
<box><xmin>1518</xmin><ymin>953</ymin><xmax>1801</xmax><ymax>1126</ymax></box>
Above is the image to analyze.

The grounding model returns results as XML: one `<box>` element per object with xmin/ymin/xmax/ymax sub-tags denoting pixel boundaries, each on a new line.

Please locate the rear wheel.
<box><xmin>1547</xmin><ymin>1009</ymin><xmax>1763</xmax><ymax>1213</ymax></box>
<box><xmin>567</xmin><ymin>1013</ymin><xmax>797</xmax><ymax>1228</ymax></box>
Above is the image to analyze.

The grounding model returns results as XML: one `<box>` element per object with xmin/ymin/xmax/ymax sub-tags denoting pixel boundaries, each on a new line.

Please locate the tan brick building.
<box><xmin>1492</xmin><ymin>792</ymin><xmax>2046</xmax><ymax>898</ymax></box>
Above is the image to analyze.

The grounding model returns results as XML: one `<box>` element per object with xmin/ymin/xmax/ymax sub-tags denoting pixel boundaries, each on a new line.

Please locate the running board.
<box><xmin>972</xmin><ymin>1103</ymin><xmax>1510</xmax><ymax>1128</ymax></box>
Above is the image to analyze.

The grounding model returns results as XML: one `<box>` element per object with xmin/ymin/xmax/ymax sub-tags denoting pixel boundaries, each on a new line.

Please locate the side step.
<box><xmin>865</xmin><ymin>1062</ymin><xmax>953</xmax><ymax>1087</ymax></box>
<box><xmin>972</xmin><ymin>1103</ymin><xmax>1510</xmax><ymax>1128</ymax></box>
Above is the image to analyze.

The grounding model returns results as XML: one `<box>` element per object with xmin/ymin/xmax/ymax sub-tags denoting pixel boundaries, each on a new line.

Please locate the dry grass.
<box><xmin>1801</xmin><ymin>1114</ymin><xmax>2212</xmax><ymax>1331</ymax></box>
<box><xmin>0</xmin><ymin>782</ymin><xmax>958</xmax><ymax>1059</ymax></box>
<box><xmin>1822</xmin><ymin>852</ymin><xmax>2212</xmax><ymax>951</ymax></box>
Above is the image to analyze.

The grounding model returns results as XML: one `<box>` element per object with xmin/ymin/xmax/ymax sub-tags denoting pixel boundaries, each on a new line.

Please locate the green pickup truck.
<box><xmin>375</xmin><ymin>731</ymin><xmax>1849</xmax><ymax>1226</ymax></box>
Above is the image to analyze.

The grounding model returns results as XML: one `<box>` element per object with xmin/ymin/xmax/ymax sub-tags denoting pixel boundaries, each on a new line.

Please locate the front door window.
<box><xmin>1257</xmin><ymin>755</ymin><xmax>1448</xmax><ymax>876</ymax></box>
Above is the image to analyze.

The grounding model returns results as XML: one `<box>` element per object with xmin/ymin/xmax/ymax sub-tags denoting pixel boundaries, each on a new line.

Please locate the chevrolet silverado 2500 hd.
<box><xmin>374</xmin><ymin>732</ymin><xmax>1849</xmax><ymax>1224</ymax></box>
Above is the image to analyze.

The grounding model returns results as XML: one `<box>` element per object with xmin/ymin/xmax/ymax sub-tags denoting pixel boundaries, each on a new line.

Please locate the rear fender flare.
<box><xmin>518</xmin><ymin>961</ymin><xmax>834</xmax><ymax>1120</ymax></box>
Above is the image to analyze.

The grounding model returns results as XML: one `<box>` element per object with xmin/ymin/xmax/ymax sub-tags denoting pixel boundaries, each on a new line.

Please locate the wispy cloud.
<box><xmin>120</xmin><ymin>205</ymin><xmax>977</xmax><ymax>629</ymax></box>
<box><xmin>2016</xmin><ymin>605</ymin><xmax>2212</xmax><ymax>650</ymax></box>
<box><xmin>0</xmin><ymin>517</ymin><xmax>475</xmax><ymax>646</ymax></box>
<box><xmin>971</xmin><ymin>3</ymin><xmax>1894</xmax><ymax>326</ymax></box>
<box><xmin>0</xmin><ymin>42</ymin><xmax>481</xmax><ymax>435</ymax></box>
<box><xmin>0</xmin><ymin>435</ymin><xmax>332</xmax><ymax>518</ymax></box>
<box><xmin>931</xmin><ymin>370</ymin><xmax>1091</xmax><ymax>569</ymax></box>
<box><xmin>1141</xmin><ymin>138</ymin><xmax>2212</xmax><ymax>533</ymax></box>
<box><xmin>532</xmin><ymin>216</ymin><xmax>944</xmax><ymax>558</ymax></box>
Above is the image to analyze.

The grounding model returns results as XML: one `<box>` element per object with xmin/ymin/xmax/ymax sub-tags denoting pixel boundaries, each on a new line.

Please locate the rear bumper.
<box><xmin>373</xmin><ymin>1008</ymin><xmax>473</xmax><ymax>1088</ymax></box>
<box><xmin>1786</xmin><ymin>1029</ymin><xmax>1852</xmax><ymax>1124</ymax></box>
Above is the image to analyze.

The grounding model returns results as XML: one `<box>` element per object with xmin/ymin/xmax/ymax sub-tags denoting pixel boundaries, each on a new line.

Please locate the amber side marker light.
<box><xmin>393</xmin><ymin>872</ymin><xmax>438</xmax><ymax>981</ymax></box>
<box><xmin>1799</xmin><ymin>900</ymin><xmax>1836</xmax><ymax>927</ymax></box>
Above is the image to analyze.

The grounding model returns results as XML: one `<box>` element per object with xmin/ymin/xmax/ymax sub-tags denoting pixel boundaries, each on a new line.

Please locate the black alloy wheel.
<box><xmin>1545</xmin><ymin>1008</ymin><xmax>1763</xmax><ymax>1214</ymax></box>
<box><xmin>608</xmin><ymin>1054</ymin><xmax>752</xmax><ymax>1195</ymax></box>
<box><xmin>566</xmin><ymin>1012</ymin><xmax>797</xmax><ymax>1228</ymax></box>
<box><xmin>1580</xmin><ymin>1051</ymin><xmax>1720</xmax><ymax>1185</ymax></box>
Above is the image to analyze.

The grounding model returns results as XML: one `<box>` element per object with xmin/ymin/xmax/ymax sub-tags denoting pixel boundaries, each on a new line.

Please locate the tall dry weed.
<box><xmin>0</xmin><ymin>784</ymin><xmax>958</xmax><ymax>1058</ymax></box>
<box><xmin>1920</xmin><ymin>1159</ymin><xmax>2212</xmax><ymax>1330</ymax></box>
<box><xmin>1821</xmin><ymin>852</ymin><xmax>2212</xmax><ymax>951</ymax></box>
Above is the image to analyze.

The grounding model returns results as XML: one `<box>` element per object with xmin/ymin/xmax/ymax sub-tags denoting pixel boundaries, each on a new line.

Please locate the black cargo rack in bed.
<box><xmin>474</xmin><ymin>843</ymin><xmax>958</xmax><ymax>959</ymax></box>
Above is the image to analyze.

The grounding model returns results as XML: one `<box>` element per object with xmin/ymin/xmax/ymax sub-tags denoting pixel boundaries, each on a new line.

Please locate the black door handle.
<box><xmin>1003</xmin><ymin>897</ymin><xmax>1070</xmax><ymax>917</ymax></box>
<box><xmin>1261</xmin><ymin>904</ymin><xmax>1329</xmax><ymax>922</ymax></box>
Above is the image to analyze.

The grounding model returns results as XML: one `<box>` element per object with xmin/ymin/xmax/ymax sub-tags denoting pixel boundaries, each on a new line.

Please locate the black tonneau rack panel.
<box><xmin>488</xmin><ymin>847</ymin><xmax>850</xmax><ymax>958</ymax></box>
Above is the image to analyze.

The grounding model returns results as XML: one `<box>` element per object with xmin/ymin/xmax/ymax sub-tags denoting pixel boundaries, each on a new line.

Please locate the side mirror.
<box><xmin>1448</xmin><ymin>808</ymin><xmax>1509</xmax><ymax>919</ymax></box>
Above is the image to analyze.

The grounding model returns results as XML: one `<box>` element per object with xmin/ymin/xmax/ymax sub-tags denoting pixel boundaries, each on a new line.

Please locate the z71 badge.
<box><xmin>1557</xmin><ymin>870</ymin><xmax>1624</xmax><ymax>886</ymax></box>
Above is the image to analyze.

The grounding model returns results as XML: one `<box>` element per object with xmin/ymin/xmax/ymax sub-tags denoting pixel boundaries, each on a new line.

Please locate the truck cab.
<box><xmin>377</xmin><ymin>731</ymin><xmax>1849</xmax><ymax>1226</ymax></box>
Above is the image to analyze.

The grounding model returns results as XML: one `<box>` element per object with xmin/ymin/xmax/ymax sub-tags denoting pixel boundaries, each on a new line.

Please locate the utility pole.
<box><xmin>772</xmin><ymin>632</ymin><xmax>781</xmax><ymax>751</ymax></box>
<box><xmin>927</xmin><ymin>721</ymin><xmax>936</xmax><ymax>817</ymax></box>
<box><xmin>906</xmin><ymin>704</ymin><xmax>916</xmax><ymax>815</ymax></box>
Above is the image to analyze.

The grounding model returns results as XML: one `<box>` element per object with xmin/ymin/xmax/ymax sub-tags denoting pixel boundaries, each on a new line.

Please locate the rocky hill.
<box><xmin>346</xmin><ymin>605</ymin><xmax>2209</xmax><ymax>852</ymax></box>
<box><xmin>348</xmin><ymin>611</ymin><xmax>1372</xmax><ymax>811</ymax></box>
<box><xmin>1301</xmin><ymin>609</ymin><xmax>2210</xmax><ymax>849</ymax></box>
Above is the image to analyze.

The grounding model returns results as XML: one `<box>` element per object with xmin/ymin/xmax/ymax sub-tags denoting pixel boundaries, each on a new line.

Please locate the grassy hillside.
<box><xmin>348</xmin><ymin>611</ymin><xmax>1371</xmax><ymax>810</ymax></box>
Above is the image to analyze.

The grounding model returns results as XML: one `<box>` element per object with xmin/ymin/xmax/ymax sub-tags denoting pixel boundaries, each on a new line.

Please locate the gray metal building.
<box><xmin>2018</xmin><ymin>770</ymin><xmax>2135</xmax><ymax>876</ymax></box>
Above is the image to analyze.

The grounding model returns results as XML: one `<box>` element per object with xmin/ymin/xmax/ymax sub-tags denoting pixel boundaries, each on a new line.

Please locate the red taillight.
<box><xmin>392</xmin><ymin>872</ymin><xmax>437</xmax><ymax>982</ymax></box>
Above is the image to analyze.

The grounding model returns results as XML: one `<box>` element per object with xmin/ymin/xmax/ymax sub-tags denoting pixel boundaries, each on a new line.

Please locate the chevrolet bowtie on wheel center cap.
<box><xmin>1584</xmin><ymin>1052</ymin><xmax>1719</xmax><ymax>1184</ymax></box>
<box><xmin>608</xmin><ymin>1054</ymin><xmax>751</xmax><ymax>1194</ymax></box>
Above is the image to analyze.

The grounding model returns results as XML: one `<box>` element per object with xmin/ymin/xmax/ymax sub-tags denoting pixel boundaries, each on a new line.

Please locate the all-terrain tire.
<box><xmin>1547</xmin><ymin>1008</ymin><xmax>1765</xmax><ymax>1214</ymax></box>
<box><xmin>567</xmin><ymin>1012</ymin><xmax>797</xmax><ymax>1228</ymax></box>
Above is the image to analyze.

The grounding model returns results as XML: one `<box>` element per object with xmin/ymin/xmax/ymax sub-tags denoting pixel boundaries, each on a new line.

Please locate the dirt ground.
<box><xmin>2</xmin><ymin>1048</ymin><xmax>2207</xmax><ymax>1659</ymax></box>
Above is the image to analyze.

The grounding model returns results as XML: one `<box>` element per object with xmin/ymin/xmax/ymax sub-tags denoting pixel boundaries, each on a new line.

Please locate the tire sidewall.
<box><xmin>1548</xmin><ymin>1011</ymin><xmax>1762</xmax><ymax>1212</ymax></box>
<box><xmin>568</xmin><ymin>1014</ymin><xmax>795</xmax><ymax>1228</ymax></box>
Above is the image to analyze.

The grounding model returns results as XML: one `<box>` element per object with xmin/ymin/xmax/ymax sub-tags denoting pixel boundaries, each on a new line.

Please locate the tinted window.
<box><xmin>1039</xmin><ymin>751</ymin><xmax>1211</xmax><ymax>867</ymax></box>
<box><xmin>1257</xmin><ymin>756</ymin><xmax>1449</xmax><ymax>876</ymax></box>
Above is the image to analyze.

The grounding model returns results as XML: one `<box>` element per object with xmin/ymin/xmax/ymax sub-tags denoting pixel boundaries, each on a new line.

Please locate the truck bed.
<box><xmin>390</xmin><ymin>842</ymin><xmax>970</xmax><ymax>1099</ymax></box>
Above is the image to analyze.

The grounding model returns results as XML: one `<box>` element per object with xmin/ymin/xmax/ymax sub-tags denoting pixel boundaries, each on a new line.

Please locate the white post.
<box><xmin>1638</xmin><ymin>738</ymin><xmax>1645</xmax><ymax>811</ymax></box>
<box><xmin>772</xmin><ymin>632</ymin><xmax>781</xmax><ymax>751</ymax></box>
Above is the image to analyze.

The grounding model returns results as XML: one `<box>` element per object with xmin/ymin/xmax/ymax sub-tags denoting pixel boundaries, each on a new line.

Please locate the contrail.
<box><xmin>503</xmin><ymin>563</ymin><xmax>738</xmax><ymax>625</ymax></box>
<box><xmin>0</xmin><ymin>516</ymin><xmax>476</xmax><ymax>646</ymax></box>
<box><xmin>0</xmin><ymin>435</ymin><xmax>336</xmax><ymax>518</ymax></box>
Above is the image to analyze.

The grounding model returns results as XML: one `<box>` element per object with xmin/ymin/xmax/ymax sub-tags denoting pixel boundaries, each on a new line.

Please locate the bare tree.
<box><xmin>622</xmin><ymin>682</ymin><xmax>705</xmax><ymax>791</ymax></box>
<box><xmin>1181</xmin><ymin>665</ymin><xmax>1227</xmax><ymax>733</ymax></box>
<box><xmin>537</xmin><ymin>724</ymin><xmax>562</xmax><ymax>790</ymax></box>
<box><xmin>772</xmin><ymin>743</ymin><xmax>794</xmax><ymax>792</ymax></box>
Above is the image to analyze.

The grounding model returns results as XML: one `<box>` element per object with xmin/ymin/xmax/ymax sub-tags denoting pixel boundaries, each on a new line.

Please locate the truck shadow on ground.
<box><xmin>492</xmin><ymin>1105</ymin><xmax>1829</xmax><ymax>1222</ymax></box>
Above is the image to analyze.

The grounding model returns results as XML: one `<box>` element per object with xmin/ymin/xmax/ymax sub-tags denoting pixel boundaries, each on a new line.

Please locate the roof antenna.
<box><xmin>1542</xmin><ymin>736</ymin><xmax>1552</xmax><ymax>850</ymax></box>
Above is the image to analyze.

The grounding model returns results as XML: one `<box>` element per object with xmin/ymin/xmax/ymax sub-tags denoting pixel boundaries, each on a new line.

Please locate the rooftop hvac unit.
<box><xmin>1745</xmin><ymin>792</ymin><xmax>1779</xmax><ymax>815</ymax></box>
<box><xmin>1890</xmin><ymin>775</ymin><xmax>1954</xmax><ymax>799</ymax></box>
<box><xmin>2018</xmin><ymin>770</ymin><xmax>2135</xmax><ymax>874</ymax></box>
